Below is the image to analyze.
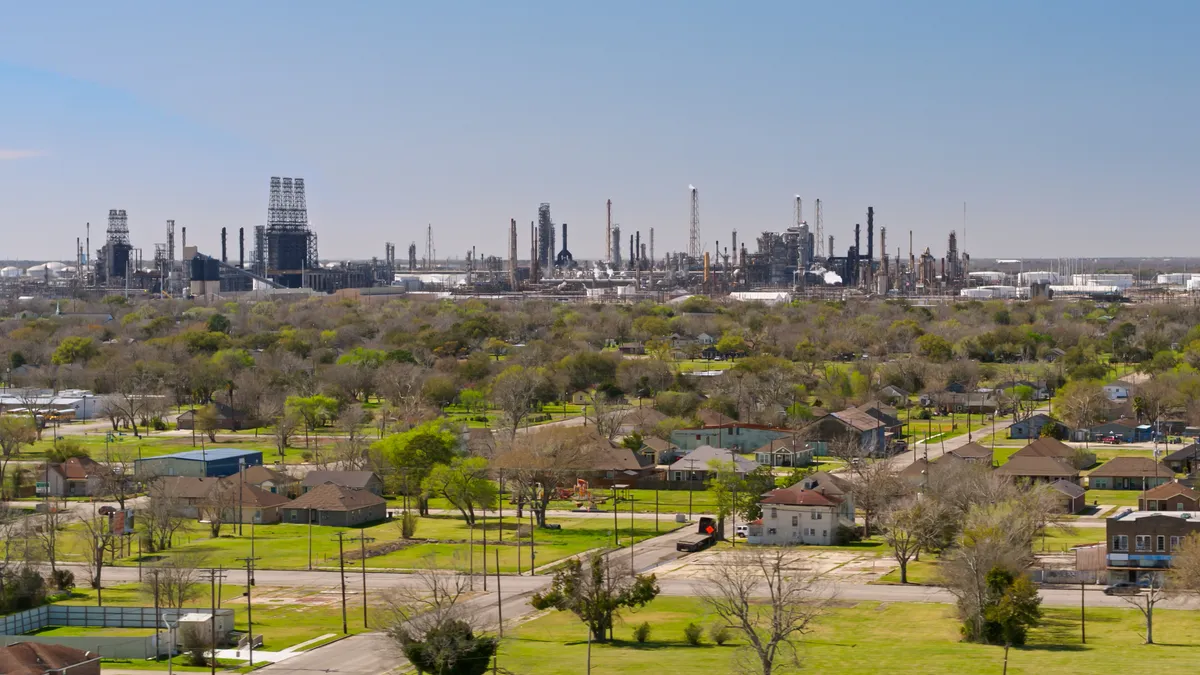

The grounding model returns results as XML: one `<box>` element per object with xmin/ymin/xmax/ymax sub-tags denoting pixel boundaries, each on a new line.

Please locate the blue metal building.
<box><xmin>134</xmin><ymin>448</ymin><xmax>264</xmax><ymax>478</ymax></box>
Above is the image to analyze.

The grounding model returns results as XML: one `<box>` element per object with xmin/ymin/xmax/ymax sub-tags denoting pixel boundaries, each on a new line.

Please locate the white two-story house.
<box><xmin>749</xmin><ymin>472</ymin><xmax>857</xmax><ymax>546</ymax></box>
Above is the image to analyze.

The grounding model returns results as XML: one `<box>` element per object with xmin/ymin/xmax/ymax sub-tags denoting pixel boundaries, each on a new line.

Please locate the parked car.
<box><xmin>734</xmin><ymin>524</ymin><xmax>750</xmax><ymax>538</ymax></box>
<box><xmin>1101</xmin><ymin>435</ymin><xmax>1122</xmax><ymax>445</ymax></box>
<box><xmin>1104</xmin><ymin>582</ymin><xmax>1142</xmax><ymax>596</ymax></box>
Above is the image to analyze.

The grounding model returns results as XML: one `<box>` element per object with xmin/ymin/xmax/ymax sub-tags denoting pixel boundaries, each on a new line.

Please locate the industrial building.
<box><xmin>134</xmin><ymin>448</ymin><xmax>264</xmax><ymax>478</ymax></box>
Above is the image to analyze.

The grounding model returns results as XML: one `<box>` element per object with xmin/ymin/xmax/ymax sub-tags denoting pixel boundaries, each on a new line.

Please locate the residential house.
<box><xmin>666</xmin><ymin>446</ymin><xmax>758</xmax><ymax>483</ymax></box>
<box><xmin>993</xmin><ymin>380</ymin><xmax>1052</xmax><ymax>401</ymax></box>
<box><xmin>753</xmin><ymin>437</ymin><xmax>813</xmax><ymax>468</ymax></box>
<box><xmin>622</xmin><ymin>407</ymin><xmax>669</xmax><ymax>435</ymax></box>
<box><xmin>1044</xmin><ymin>347</ymin><xmax>1067</xmax><ymax>362</ymax></box>
<box><xmin>801</xmin><ymin>409</ymin><xmax>888</xmax><ymax>455</ymax></box>
<box><xmin>945</xmin><ymin>441</ymin><xmax>994</xmax><ymax>465</ymax></box>
<box><xmin>175</xmin><ymin>400</ymin><xmax>260</xmax><ymax>431</ymax></box>
<box><xmin>1088</xmin><ymin>418</ymin><xmax>1150</xmax><ymax>443</ymax></box>
<box><xmin>854</xmin><ymin>401</ymin><xmax>903</xmax><ymax>437</ymax></box>
<box><xmin>301</xmin><ymin>470</ymin><xmax>384</xmax><ymax>496</ymax></box>
<box><xmin>933</xmin><ymin>391</ymin><xmax>998</xmax><ymax>415</ymax></box>
<box><xmin>214</xmin><ymin>482</ymin><xmax>291</xmax><ymax>524</ymax></box>
<box><xmin>1086</xmin><ymin>457</ymin><xmax>1174</xmax><ymax>490</ymax></box>
<box><xmin>878</xmin><ymin>385</ymin><xmax>910</xmax><ymax>405</ymax></box>
<box><xmin>569</xmin><ymin>391</ymin><xmax>591</xmax><ymax>405</ymax></box>
<box><xmin>1162</xmin><ymin>444</ymin><xmax>1200</xmax><ymax>475</ymax></box>
<box><xmin>697</xmin><ymin>333</ymin><xmax>716</xmax><ymax>345</ymax></box>
<box><xmin>1007</xmin><ymin>413</ymin><xmax>1069</xmax><ymax>440</ymax></box>
<box><xmin>670</xmin><ymin>423</ymin><xmax>789</xmax><ymax>452</ymax></box>
<box><xmin>1139</xmin><ymin>481</ymin><xmax>1200</xmax><ymax>512</ymax></box>
<box><xmin>148</xmin><ymin>476</ymin><xmax>224</xmax><ymax>519</ymax></box>
<box><xmin>280</xmin><ymin>483</ymin><xmax>388</xmax><ymax>527</ymax></box>
<box><xmin>578</xmin><ymin>442</ymin><xmax>656</xmax><ymax>487</ymax></box>
<box><xmin>793</xmin><ymin>470</ymin><xmax>854</xmax><ymax>503</ymax></box>
<box><xmin>751</xmin><ymin>484</ymin><xmax>855</xmax><ymax>546</ymax></box>
<box><xmin>43</xmin><ymin>456</ymin><xmax>107</xmax><ymax>497</ymax></box>
<box><xmin>638</xmin><ymin>436</ymin><xmax>678</xmax><ymax>465</ymax></box>
<box><xmin>1106</xmin><ymin>509</ymin><xmax>1200</xmax><ymax>584</ymax></box>
<box><xmin>0</xmin><ymin>643</ymin><xmax>99</xmax><ymax>675</ymax></box>
<box><xmin>230</xmin><ymin>465</ymin><xmax>298</xmax><ymax>496</ymax></box>
<box><xmin>1048</xmin><ymin>479</ymin><xmax>1087</xmax><ymax>514</ymax></box>
<box><xmin>618</xmin><ymin>342</ymin><xmax>646</xmax><ymax>356</ymax></box>
<box><xmin>994</xmin><ymin>455</ymin><xmax>1081</xmax><ymax>484</ymax></box>
<box><xmin>1103</xmin><ymin>380</ymin><xmax>1134</xmax><ymax>401</ymax></box>
<box><xmin>697</xmin><ymin>409</ymin><xmax>737</xmax><ymax>427</ymax></box>
<box><xmin>1009</xmin><ymin>437</ymin><xmax>1093</xmax><ymax>470</ymax></box>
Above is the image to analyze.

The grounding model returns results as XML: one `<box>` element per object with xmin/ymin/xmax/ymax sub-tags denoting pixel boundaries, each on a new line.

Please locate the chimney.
<box><xmin>220</xmin><ymin>227</ymin><xmax>227</xmax><ymax>263</ymax></box>
<box><xmin>561</xmin><ymin>222</ymin><xmax>568</xmax><ymax>254</ymax></box>
<box><xmin>238</xmin><ymin>227</ymin><xmax>245</xmax><ymax>268</ymax></box>
<box><xmin>866</xmin><ymin>207</ymin><xmax>874</xmax><ymax>261</ymax></box>
<box><xmin>854</xmin><ymin>224</ymin><xmax>861</xmax><ymax>265</ymax></box>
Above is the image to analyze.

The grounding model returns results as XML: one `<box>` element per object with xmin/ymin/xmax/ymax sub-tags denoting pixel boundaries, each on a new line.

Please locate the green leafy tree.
<box><xmin>51</xmin><ymin>336</ymin><xmax>99</xmax><ymax>365</ymax></box>
<box><xmin>531</xmin><ymin>552</ymin><xmax>660</xmax><ymax>642</ymax></box>
<box><xmin>982</xmin><ymin>568</ymin><xmax>1042</xmax><ymax>649</ymax></box>
<box><xmin>716</xmin><ymin>334</ymin><xmax>748</xmax><ymax>360</ymax></box>
<box><xmin>421</xmin><ymin>457</ymin><xmax>496</xmax><ymax>525</ymax></box>
<box><xmin>285</xmin><ymin>394</ymin><xmax>340</xmax><ymax>443</ymax></box>
<box><xmin>375</xmin><ymin>420</ymin><xmax>459</xmax><ymax>514</ymax></box>
<box><xmin>205</xmin><ymin>313</ymin><xmax>231</xmax><ymax>334</ymax></box>
<box><xmin>916</xmin><ymin>334</ymin><xmax>953</xmax><ymax>362</ymax></box>
<box><xmin>457</xmin><ymin>389</ymin><xmax>486</xmax><ymax>414</ymax></box>
<box><xmin>397</xmin><ymin>619</ymin><xmax>497</xmax><ymax>675</ymax></box>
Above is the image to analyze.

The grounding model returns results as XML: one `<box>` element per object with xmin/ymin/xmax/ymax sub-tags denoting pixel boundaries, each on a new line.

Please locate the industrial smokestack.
<box><xmin>732</xmin><ymin>230</ymin><xmax>738</xmax><ymax>263</ymax></box>
<box><xmin>561</xmin><ymin>222</ymin><xmax>568</xmax><ymax>254</ymax></box>
<box><xmin>606</xmin><ymin>199</ymin><xmax>612</xmax><ymax>263</ymax></box>
<box><xmin>530</xmin><ymin>220</ymin><xmax>538</xmax><ymax>283</ymax></box>
<box><xmin>238</xmin><ymin>227</ymin><xmax>245</xmax><ymax>268</ymax></box>
<box><xmin>220</xmin><ymin>227</ymin><xmax>227</xmax><ymax>263</ymax></box>
<box><xmin>629</xmin><ymin>234</ymin><xmax>634</xmax><ymax>269</ymax></box>
<box><xmin>829</xmin><ymin>235</ymin><xmax>834</xmax><ymax>258</ymax></box>
<box><xmin>866</xmin><ymin>207</ymin><xmax>874</xmax><ymax>261</ymax></box>
<box><xmin>854</xmin><ymin>224</ymin><xmax>861</xmax><ymax>267</ymax></box>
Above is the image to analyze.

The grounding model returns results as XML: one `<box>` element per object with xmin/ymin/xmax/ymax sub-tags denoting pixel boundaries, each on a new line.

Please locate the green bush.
<box><xmin>708</xmin><ymin>623</ymin><xmax>732</xmax><ymax>645</ymax></box>
<box><xmin>683</xmin><ymin>622</ymin><xmax>703</xmax><ymax>646</ymax></box>
<box><xmin>633</xmin><ymin>622</ymin><xmax>651</xmax><ymax>644</ymax></box>
<box><xmin>401</xmin><ymin>511</ymin><xmax>419</xmax><ymax>539</ymax></box>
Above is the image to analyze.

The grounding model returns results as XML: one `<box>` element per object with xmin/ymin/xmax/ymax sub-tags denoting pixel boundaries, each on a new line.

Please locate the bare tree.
<box><xmin>76</xmin><ymin>506</ymin><xmax>119</xmax><ymax>595</ymax></box>
<box><xmin>273</xmin><ymin>411</ymin><xmax>300</xmax><ymax>459</ymax></box>
<box><xmin>699</xmin><ymin>548</ymin><xmax>833</xmax><ymax>675</ymax></box>
<box><xmin>377</xmin><ymin>363</ymin><xmax>429</xmax><ymax>427</ymax></box>
<box><xmin>881</xmin><ymin>497</ymin><xmax>926</xmax><ymax>584</ymax></box>
<box><xmin>141</xmin><ymin>479</ymin><xmax>188</xmax><ymax>553</ymax></box>
<box><xmin>583</xmin><ymin>391</ymin><xmax>630</xmax><ymax>441</ymax></box>
<box><xmin>494</xmin><ymin>426</ymin><xmax>607</xmax><ymax>527</ymax></box>
<box><xmin>143</xmin><ymin>554</ymin><xmax>206</xmax><ymax>608</ymax></box>
<box><xmin>491</xmin><ymin>365</ymin><xmax>542</xmax><ymax>440</ymax></box>
<box><xmin>1119</xmin><ymin>579</ymin><xmax>1167</xmax><ymax>644</ymax></box>
<box><xmin>0</xmin><ymin>416</ymin><xmax>36</xmax><ymax>499</ymax></box>
<box><xmin>200</xmin><ymin>482</ymin><xmax>238</xmax><ymax>538</ymax></box>
<box><xmin>32</xmin><ymin>500</ymin><xmax>73</xmax><ymax>577</ymax></box>
<box><xmin>97</xmin><ymin>446</ymin><xmax>137</xmax><ymax>509</ymax></box>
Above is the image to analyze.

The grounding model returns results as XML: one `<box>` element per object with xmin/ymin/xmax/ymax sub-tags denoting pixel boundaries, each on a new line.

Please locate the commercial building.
<box><xmin>134</xmin><ymin>448</ymin><xmax>263</xmax><ymax>478</ymax></box>
<box><xmin>1106</xmin><ymin>509</ymin><xmax>1200</xmax><ymax>584</ymax></box>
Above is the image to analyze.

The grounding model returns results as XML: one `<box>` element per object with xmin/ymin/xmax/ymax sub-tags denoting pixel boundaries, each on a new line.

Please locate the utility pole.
<box><xmin>333</xmin><ymin>532</ymin><xmax>349</xmax><ymax>633</ymax></box>
<box><xmin>236</xmin><ymin>556</ymin><xmax>261</xmax><ymax>666</ymax></box>
<box><xmin>200</xmin><ymin>568</ymin><xmax>227</xmax><ymax>675</ymax></box>
<box><xmin>346</xmin><ymin>530</ymin><xmax>375</xmax><ymax>628</ymax></box>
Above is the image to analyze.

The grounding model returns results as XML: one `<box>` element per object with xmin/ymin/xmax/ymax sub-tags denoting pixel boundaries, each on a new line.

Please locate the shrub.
<box><xmin>633</xmin><ymin>622</ymin><xmax>651</xmax><ymax>644</ymax></box>
<box><xmin>683</xmin><ymin>622</ymin><xmax>703</xmax><ymax>646</ymax></box>
<box><xmin>51</xmin><ymin>569</ymin><xmax>75</xmax><ymax>592</ymax></box>
<box><xmin>401</xmin><ymin>511</ymin><xmax>419</xmax><ymax>539</ymax></box>
<box><xmin>708</xmin><ymin>623</ymin><xmax>732</xmax><ymax>645</ymax></box>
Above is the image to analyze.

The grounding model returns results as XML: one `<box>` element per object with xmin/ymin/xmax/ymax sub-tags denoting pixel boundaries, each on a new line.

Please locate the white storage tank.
<box><xmin>1018</xmin><ymin>271</ymin><xmax>1058</xmax><ymax>285</ymax></box>
<box><xmin>0</xmin><ymin>266</ymin><xmax>21</xmax><ymax>278</ymax></box>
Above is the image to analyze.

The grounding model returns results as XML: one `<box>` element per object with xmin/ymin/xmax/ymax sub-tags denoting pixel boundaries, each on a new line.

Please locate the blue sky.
<box><xmin>1</xmin><ymin>1</ymin><xmax>1197</xmax><ymax>260</ymax></box>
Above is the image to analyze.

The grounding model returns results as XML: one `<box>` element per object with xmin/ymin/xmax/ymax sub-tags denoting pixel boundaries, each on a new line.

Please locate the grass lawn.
<box><xmin>416</xmin><ymin>487</ymin><xmax>724</xmax><ymax>517</ymax></box>
<box><xmin>29</xmin><ymin>625</ymin><xmax>157</xmax><ymax>637</ymax></box>
<box><xmin>60</xmin><ymin>583</ymin><xmax>365</xmax><ymax>652</ymax></box>
<box><xmin>1035</xmin><ymin>526</ymin><xmax>1104</xmax><ymax>553</ymax></box>
<box><xmin>875</xmin><ymin>558</ymin><xmax>942</xmax><ymax>585</ymax></box>
<box><xmin>63</xmin><ymin>515</ymin><xmax>682</xmax><ymax>574</ymax></box>
<box><xmin>499</xmin><ymin>597</ymin><xmax>1200</xmax><ymax>674</ymax></box>
<box><xmin>1084</xmin><ymin>489</ymin><xmax>1145</xmax><ymax>507</ymax></box>
<box><xmin>674</xmin><ymin>359</ymin><xmax>735</xmax><ymax>373</ymax></box>
<box><xmin>26</xmin><ymin>433</ymin><xmax>281</xmax><ymax>463</ymax></box>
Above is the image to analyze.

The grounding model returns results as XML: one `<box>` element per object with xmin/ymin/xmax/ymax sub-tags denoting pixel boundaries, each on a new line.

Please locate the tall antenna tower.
<box><xmin>688</xmin><ymin>185</ymin><xmax>700</xmax><ymax>259</ymax></box>
<box><xmin>813</xmin><ymin>199</ymin><xmax>824</xmax><ymax>258</ymax></box>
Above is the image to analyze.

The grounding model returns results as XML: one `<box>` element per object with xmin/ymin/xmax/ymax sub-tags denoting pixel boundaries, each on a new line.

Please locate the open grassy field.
<box><xmin>499</xmin><ymin>597</ymin><xmax>1200</xmax><ymax>675</ymax></box>
<box><xmin>52</xmin><ymin>515</ymin><xmax>682</xmax><ymax>573</ymax></box>
<box><xmin>29</xmin><ymin>625</ymin><xmax>157</xmax><ymax>638</ymax></box>
<box><xmin>1035</xmin><ymin>526</ymin><xmax>1105</xmax><ymax>552</ymax></box>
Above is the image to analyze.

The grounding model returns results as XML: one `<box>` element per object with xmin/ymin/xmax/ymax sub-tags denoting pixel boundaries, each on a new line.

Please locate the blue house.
<box><xmin>135</xmin><ymin>448</ymin><xmax>264</xmax><ymax>478</ymax></box>
<box><xmin>1088</xmin><ymin>419</ymin><xmax>1150</xmax><ymax>443</ymax></box>
<box><xmin>1008</xmin><ymin>413</ymin><xmax>1069</xmax><ymax>440</ymax></box>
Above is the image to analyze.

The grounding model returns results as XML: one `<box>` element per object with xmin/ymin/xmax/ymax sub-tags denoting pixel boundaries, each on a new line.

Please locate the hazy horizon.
<box><xmin>2</xmin><ymin>1</ymin><xmax>1197</xmax><ymax>261</ymax></box>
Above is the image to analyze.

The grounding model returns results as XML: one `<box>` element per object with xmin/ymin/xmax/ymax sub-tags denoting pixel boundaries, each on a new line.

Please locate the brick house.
<box><xmin>1009</xmin><ymin>437</ymin><xmax>1094</xmax><ymax>470</ymax></box>
<box><xmin>1106</xmin><ymin>509</ymin><xmax>1200</xmax><ymax>584</ymax></box>
<box><xmin>1086</xmin><ymin>457</ymin><xmax>1174</xmax><ymax>490</ymax></box>
<box><xmin>301</xmin><ymin>470</ymin><xmax>384</xmax><ymax>496</ymax></box>
<box><xmin>1049</xmin><ymin>479</ymin><xmax>1087</xmax><ymax>514</ymax></box>
<box><xmin>1138</xmin><ymin>482</ymin><xmax>1200</xmax><ymax>512</ymax></box>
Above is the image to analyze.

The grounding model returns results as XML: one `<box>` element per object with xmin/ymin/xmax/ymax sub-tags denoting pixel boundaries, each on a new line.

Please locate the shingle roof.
<box><xmin>753</xmin><ymin>437</ymin><xmax>808</xmax><ymax>455</ymax></box>
<box><xmin>697</xmin><ymin>409</ymin><xmax>737</xmax><ymax>427</ymax></box>
<box><xmin>235</xmin><ymin>465</ymin><xmax>292</xmax><ymax>486</ymax></box>
<box><xmin>152</xmin><ymin>476</ymin><xmax>222</xmax><ymax>500</ymax></box>
<box><xmin>948</xmin><ymin>442</ymin><xmax>993</xmax><ymax>460</ymax></box>
<box><xmin>995</xmin><ymin>455</ymin><xmax>1079</xmax><ymax>478</ymax></box>
<box><xmin>830</xmin><ymin>408</ymin><xmax>885</xmax><ymax>432</ymax></box>
<box><xmin>1049</xmin><ymin>479</ymin><xmax>1086</xmax><ymax>499</ymax></box>
<box><xmin>217</xmin><ymin>481</ymin><xmax>292</xmax><ymax>508</ymax></box>
<box><xmin>1088</xmin><ymin>456</ymin><xmax>1173</xmax><ymax>479</ymax></box>
<box><xmin>667</xmin><ymin>446</ymin><xmax>757</xmax><ymax>473</ymax></box>
<box><xmin>795</xmin><ymin>471</ymin><xmax>852</xmax><ymax>497</ymax></box>
<box><xmin>1162</xmin><ymin>444</ymin><xmax>1200</xmax><ymax>462</ymax></box>
<box><xmin>301</xmin><ymin>471</ymin><xmax>380</xmax><ymax>489</ymax></box>
<box><xmin>55</xmin><ymin>456</ymin><xmax>104</xmax><ymax>480</ymax></box>
<box><xmin>1140</xmin><ymin>481</ymin><xmax>1199</xmax><ymax>502</ymax></box>
<box><xmin>285</xmin><ymin>483</ymin><xmax>386</xmax><ymax>512</ymax></box>
<box><xmin>761</xmin><ymin>485</ymin><xmax>840</xmax><ymax>506</ymax></box>
<box><xmin>0</xmin><ymin>643</ymin><xmax>95</xmax><ymax>675</ymax></box>
<box><xmin>640</xmin><ymin>437</ymin><xmax>676</xmax><ymax>453</ymax></box>
<box><xmin>1011</xmin><ymin>438</ymin><xmax>1075</xmax><ymax>460</ymax></box>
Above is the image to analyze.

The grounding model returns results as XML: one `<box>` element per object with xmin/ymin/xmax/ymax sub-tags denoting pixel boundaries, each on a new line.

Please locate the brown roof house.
<box><xmin>753</xmin><ymin>437</ymin><xmax>814</xmax><ymax>468</ymax></box>
<box><xmin>945</xmin><ymin>441</ymin><xmax>994</xmax><ymax>465</ymax></box>
<box><xmin>1161</xmin><ymin>444</ymin><xmax>1200</xmax><ymax>475</ymax></box>
<box><xmin>281</xmin><ymin>483</ymin><xmax>388</xmax><ymax>527</ymax></box>
<box><xmin>1139</xmin><ymin>481</ymin><xmax>1200</xmax><ymax>512</ymax></box>
<box><xmin>1048</xmin><ymin>479</ymin><xmax>1087</xmax><ymax>515</ymax></box>
<box><xmin>232</xmin><ymin>465</ymin><xmax>298</xmax><ymax>496</ymax></box>
<box><xmin>1086</xmin><ymin>457</ymin><xmax>1174</xmax><ymax>490</ymax></box>
<box><xmin>1010</xmin><ymin>437</ymin><xmax>1094</xmax><ymax>470</ymax></box>
<box><xmin>214</xmin><ymin>481</ymin><xmax>292</xmax><ymax>524</ymax></box>
<box><xmin>44</xmin><ymin>456</ymin><xmax>107</xmax><ymax>497</ymax></box>
<box><xmin>148</xmin><ymin>476</ymin><xmax>224</xmax><ymax>519</ymax></box>
<box><xmin>301</xmin><ymin>470</ymin><xmax>384</xmax><ymax>496</ymax></box>
<box><xmin>0</xmin><ymin>643</ymin><xmax>99</xmax><ymax>675</ymax></box>
<box><xmin>995</xmin><ymin>455</ymin><xmax>1081</xmax><ymax>484</ymax></box>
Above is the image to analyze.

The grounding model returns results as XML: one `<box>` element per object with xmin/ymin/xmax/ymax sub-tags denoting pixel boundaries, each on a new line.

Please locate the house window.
<box><xmin>1178</xmin><ymin>503</ymin><xmax>1185</xmax><ymax>511</ymax></box>
<box><xmin>673</xmin><ymin>472</ymin><xmax>683</xmax><ymax>481</ymax></box>
<box><xmin>791</xmin><ymin>515</ymin><xmax>798</xmax><ymax>526</ymax></box>
<box><xmin>1146</xmin><ymin>500</ymin><xmax>1157</xmax><ymax>511</ymax></box>
<box><xmin>1136</xmin><ymin>535</ymin><xmax>1151</xmax><ymax>552</ymax></box>
<box><xmin>770</xmin><ymin>508</ymin><xmax>777</xmax><ymax>519</ymax></box>
<box><xmin>1112</xmin><ymin>535</ymin><xmax>1128</xmax><ymax>552</ymax></box>
<box><xmin>1157</xmin><ymin>535</ymin><xmax>1166</xmax><ymax>552</ymax></box>
<box><xmin>1171</xmin><ymin>536</ymin><xmax>1181</xmax><ymax>550</ymax></box>
<box><xmin>823</xmin><ymin>530</ymin><xmax>828</xmax><ymax>537</ymax></box>
<box><xmin>811</xmin><ymin>512</ymin><xmax>823</xmax><ymax>520</ymax></box>
<box><xmin>768</xmin><ymin>528</ymin><xmax>777</xmax><ymax>535</ymax></box>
